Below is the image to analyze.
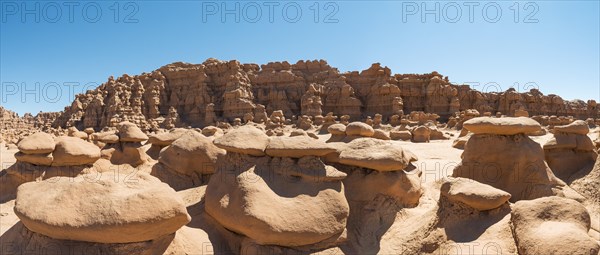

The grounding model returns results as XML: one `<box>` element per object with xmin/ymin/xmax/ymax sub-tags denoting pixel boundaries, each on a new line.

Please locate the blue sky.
<box><xmin>1</xmin><ymin>1</ymin><xmax>599</xmax><ymax>115</ymax></box>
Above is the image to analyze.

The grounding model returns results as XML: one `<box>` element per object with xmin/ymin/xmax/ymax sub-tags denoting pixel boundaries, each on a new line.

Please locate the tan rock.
<box><xmin>342</xmin><ymin>167</ymin><xmax>422</xmax><ymax>207</ymax></box>
<box><xmin>441</xmin><ymin>177</ymin><xmax>511</xmax><ymax>211</ymax></box>
<box><xmin>265</xmin><ymin>136</ymin><xmax>336</xmax><ymax>158</ymax></box>
<box><xmin>337</xmin><ymin>138</ymin><xmax>418</xmax><ymax>171</ymax></box>
<box><xmin>372</xmin><ymin>129</ymin><xmax>390</xmax><ymax>140</ymax></box>
<box><xmin>451</xmin><ymin>134</ymin><xmax>471</xmax><ymax>149</ymax></box>
<box><xmin>201</xmin><ymin>126</ymin><xmax>224</xmax><ymax>137</ymax></box>
<box><xmin>14</xmin><ymin>152</ymin><xmax>53</xmax><ymax>166</ymax></box>
<box><xmin>52</xmin><ymin>136</ymin><xmax>101</xmax><ymax>166</ymax></box>
<box><xmin>553</xmin><ymin>120</ymin><xmax>589</xmax><ymax>135</ymax></box>
<box><xmin>327</xmin><ymin>124</ymin><xmax>346</xmax><ymax>135</ymax></box>
<box><xmin>411</xmin><ymin>126</ymin><xmax>431</xmax><ymax>143</ymax></box>
<box><xmin>147</xmin><ymin>128</ymin><xmax>188</xmax><ymax>146</ymax></box>
<box><xmin>117</xmin><ymin>121</ymin><xmax>148</xmax><ymax>142</ymax></box>
<box><xmin>214</xmin><ymin>125</ymin><xmax>269</xmax><ymax>156</ymax></box>
<box><xmin>17</xmin><ymin>132</ymin><xmax>55</xmax><ymax>154</ymax></box>
<box><xmin>14</xmin><ymin>172</ymin><xmax>191</xmax><ymax>243</ymax></box>
<box><xmin>345</xmin><ymin>122</ymin><xmax>374</xmax><ymax>137</ymax></box>
<box><xmin>463</xmin><ymin>117</ymin><xmax>541</xmax><ymax>135</ymax></box>
<box><xmin>159</xmin><ymin>131</ymin><xmax>226</xmax><ymax>175</ymax></box>
<box><xmin>390</xmin><ymin>130</ymin><xmax>412</xmax><ymax>141</ymax></box>
<box><xmin>205</xmin><ymin>154</ymin><xmax>349</xmax><ymax>246</ymax></box>
<box><xmin>453</xmin><ymin>133</ymin><xmax>563</xmax><ymax>201</ymax></box>
<box><xmin>511</xmin><ymin>196</ymin><xmax>599</xmax><ymax>255</ymax></box>
<box><xmin>544</xmin><ymin>130</ymin><xmax>597</xmax><ymax>181</ymax></box>
<box><xmin>93</xmin><ymin>131</ymin><xmax>119</xmax><ymax>144</ymax></box>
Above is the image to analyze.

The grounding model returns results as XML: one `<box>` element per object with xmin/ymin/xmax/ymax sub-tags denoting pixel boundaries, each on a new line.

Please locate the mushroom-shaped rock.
<box><xmin>147</xmin><ymin>128</ymin><xmax>188</xmax><ymax>146</ymax></box>
<box><xmin>15</xmin><ymin>152</ymin><xmax>53</xmax><ymax>166</ymax></box>
<box><xmin>93</xmin><ymin>132</ymin><xmax>120</xmax><ymax>144</ymax></box>
<box><xmin>553</xmin><ymin>120</ymin><xmax>589</xmax><ymax>135</ymax></box>
<box><xmin>214</xmin><ymin>126</ymin><xmax>269</xmax><ymax>156</ymax></box>
<box><xmin>412</xmin><ymin>126</ymin><xmax>431</xmax><ymax>143</ymax></box>
<box><xmin>337</xmin><ymin>138</ymin><xmax>418</xmax><ymax>171</ymax></box>
<box><xmin>372</xmin><ymin>129</ymin><xmax>391</xmax><ymax>140</ymax></box>
<box><xmin>511</xmin><ymin>196</ymin><xmax>599</xmax><ymax>255</ymax></box>
<box><xmin>453</xmin><ymin>133</ymin><xmax>563</xmax><ymax>201</ymax></box>
<box><xmin>543</xmin><ymin>124</ymin><xmax>597</xmax><ymax>180</ymax></box>
<box><xmin>265</xmin><ymin>136</ymin><xmax>336</xmax><ymax>158</ymax></box>
<box><xmin>17</xmin><ymin>132</ymin><xmax>55</xmax><ymax>154</ymax></box>
<box><xmin>201</xmin><ymin>126</ymin><xmax>224</xmax><ymax>137</ymax></box>
<box><xmin>463</xmin><ymin>117</ymin><xmax>541</xmax><ymax>135</ymax></box>
<box><xmin>117</xmin><ymin>121</ymin><xmax>148</xmax><ymax>142</ymax></box>
<box><xmin>14</xmin><ymin>172</ymin><xmax>191</xmax><ymax>243</ymax></box>
<box><xmin>327</xmin><ymin>124</ymin><xmax>346</xmax><ymax>135</ymax></box>
<box><xmin>205</xmin><ymin>154</ymin><xmax>349</xmax><ymax>246</ymax></box>
<box><xmin>451</xmin><ymin>134</ymin><xmax>471</xmax><ymax>149</ymax></box>
<box><xmin>345</xmin><ymin>122</ymin><xmax>374</xmax><ymax>137</ymax></box>
<box><xmin>52</xmin><ymin>136</ymin><xmax>101</xmax><ymax>166</ymax></box>
<box><xmin>441</xmin><ymin>177</ymin><xmax>511</xmax><ymax>211</ymax></box>
<box><xmin>390</xmin><ymin>130</ymin><xmax>412</xmax><ymax>141</ymax></box>
<box><xmin>159</xmin><ymin>132</ymin><xmax>226</xmax><ymax>175</ymax></box>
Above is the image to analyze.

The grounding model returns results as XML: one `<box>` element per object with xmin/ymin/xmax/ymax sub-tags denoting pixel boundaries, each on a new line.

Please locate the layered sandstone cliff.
<box><xmin>9</xmin><ymin>59</ymin><xmax>600</xmax><ymax>131</ymax></box>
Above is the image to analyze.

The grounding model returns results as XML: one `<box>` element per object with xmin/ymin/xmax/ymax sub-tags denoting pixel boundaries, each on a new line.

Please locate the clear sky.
<box><xmin>1</xmin><ymin>1</ymin><xmax>599</xmax><ymax>115</ymax></box>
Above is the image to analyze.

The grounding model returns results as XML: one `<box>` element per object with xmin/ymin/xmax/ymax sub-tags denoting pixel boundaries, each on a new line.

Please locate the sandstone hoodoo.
<box><xmin>453</xmin><ymin>117</ymin><xmax>564</xmax><ymax>201</ymax></box>
<box><xmin>544</xmin><ymin>120</ymin><xmax>598</xmax><ymax>181</ymax></box>
<box><xmin>16</xmin><ymin>132</ymin><xmax>55</xmax><ymax>154</ymax></box>
<box><xmin>205</xmin><ymin>128</ymin><xmax>349</xmax><ymax>249</ymax></box>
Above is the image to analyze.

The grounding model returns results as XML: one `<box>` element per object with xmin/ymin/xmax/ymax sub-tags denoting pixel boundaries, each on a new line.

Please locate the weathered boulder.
<box><xmin>453</xmin><ymin>131</ymin><xmax>564</xmax><ymax>201</ymax></box>
<box><xmin>14</xmin><ymin>172</ymin><xmax>191</xmax><ymax>243</ymax></box>
<box><xmin>205</xmin><ymin>154</ymin><xmax>348</xmax><ymax>247</ymax></box>
<box><xmin>159</xmin><ymin>132</ymin><xmax>226</xmax><ymax>175</ymax></box>
<box><xmin>327</xmin><ymin>124</ymin><xmax>346</xmax><ymax>135</ymax></box>
<box><xmin>411</xmin><ymin>126</ymin><xmax>431</xmax><ymax>143</ymax></box>
<box><xmin>214</xmin><ymin>126</ymin><xmax>269</xmax><ymax>156</ymax></box>
<box><xmin>117</xmin><ymin>121</ymin><xmax>148</xmax><ymax>142</ymax></box>
<box><xmin>342</xmin><ymin>167</ymin><xmax>423</xmax><ymax>207</ymax></box>
<box><xmin>390</xmin><ymin>130</ymin><xmax>412</xmax><ymax>141</ymax></box>
<box><xmin>553</xmin><ymin>120</ymin><xmax>589</xmax><ymax>135</ymax></box>
<box><xmin>345</xmin><ymin>122</ymin><xmax>374</xmax><ymax>137</ymax></box>
<box><xmin>14</xmin><ymin>152</ymin><xmax>53</xmax><ymax>166</ymax></box>
<box><xmin>335</xmin><ymin>138</ymin><xmax>417</xmax><ymax>171</ymax></box>
<box><xmin>265</xmin><ymin>136</ymin><xmax>336</xmax><ymax>158</ymax></box>
<box><xmin>463</xmin><ymin>117</ymin><xmax>541</xmax><ymax>135</ymax></box>
<box><xmin>52</xmin><ymin>136</ymin><xmax>101</xmax><ymax>166</ymax></box>
<box><xmin>372</xmin><ymin>129</ymin><xmax>390</xmax><ymax>140</ymax></box>
<box><xmin>93</xmin><ymin>131</ymin><xmax>119</xmax><ymax>144</ymax></box>
<box><xmin>17</xmin><ymin>132</ymin><xmax>55</xmax><ymax>154</ymax></box>
<box><xmin>544</xmin><ymin>120</ymin><xmax>597</xmax><ymax>181</ymax></box>
<box><xmin>147</xmin><ymin>128</ymin><xmax>188</xmax><ymax>146</ymax></box>
<box><xmin>441</xmin><ymin>177</ymin><xmax>511</xmax><ymax>211</ymax></box>
<box><xmin>511</xmin><ymin>196</ymin><xmax>599</xmax><ymax>255</ymax></box>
